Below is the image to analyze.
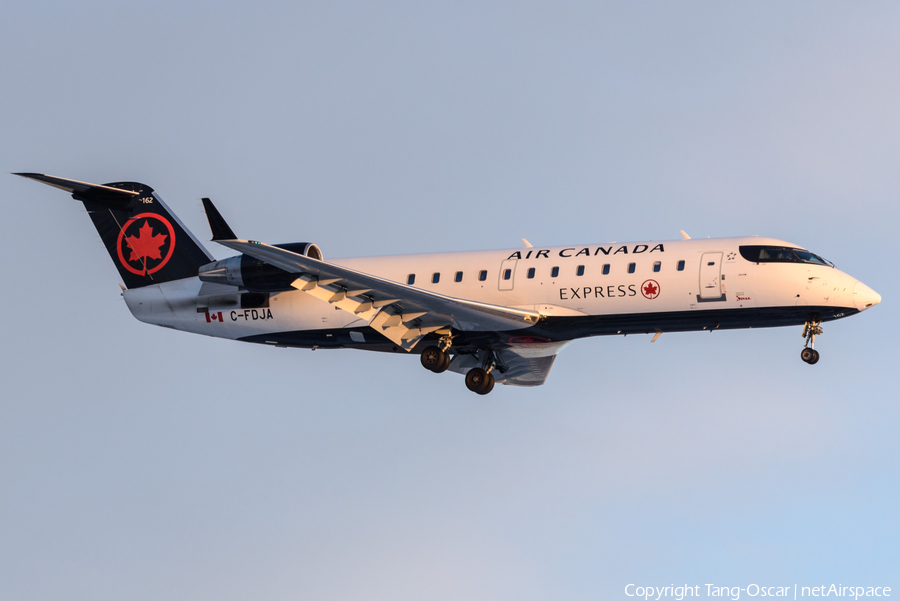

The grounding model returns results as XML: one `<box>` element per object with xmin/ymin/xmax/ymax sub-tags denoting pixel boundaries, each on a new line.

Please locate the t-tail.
<box><xmin>15</xmin><ymin>173</ymin><xmax>214</xmax><ymax>289</ymax></box>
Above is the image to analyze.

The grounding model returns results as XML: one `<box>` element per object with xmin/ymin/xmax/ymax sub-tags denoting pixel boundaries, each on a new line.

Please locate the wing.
<box><xmin>201</xmin><ymin>200</ymin><xmax>541</xmax><ymax>351</ymax></box>
<box><xmin>447</xmin><ymin>341</ymin><xmax>570</xmax><ymax>387</ymax></box>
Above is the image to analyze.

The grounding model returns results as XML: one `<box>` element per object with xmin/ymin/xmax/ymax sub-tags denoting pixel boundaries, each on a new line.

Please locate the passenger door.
<box><xmin>699</xmin><ymin>252</ymin><xmax>725</xmax><ymax>301</ymax></box>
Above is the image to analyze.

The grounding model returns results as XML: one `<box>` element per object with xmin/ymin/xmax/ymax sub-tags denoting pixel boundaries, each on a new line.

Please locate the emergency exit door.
<box><xmin>498</xmin><ymin>258</ymin><xmax>517</xmax><ymax>291</ymax></box>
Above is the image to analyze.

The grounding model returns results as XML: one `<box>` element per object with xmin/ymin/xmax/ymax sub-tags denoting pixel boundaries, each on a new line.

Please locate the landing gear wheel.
<box><xmin>480</xmin><ymin>373</ymin><xmax>495</xmax><ymax>395</ymax></box>
<box><xmin>465</xmin><ymin>367</ymin><xmax>494</xmax><ymax>395</ymax></box>
<box><xmin>420</xmin><ymin>346</ymin><xmax>447</xmax><ymax>372</ymax></box>
<box><xmin>800</xmin><ymin>320</ymin><xmax>823</xmax><ymax>365</ymax></box>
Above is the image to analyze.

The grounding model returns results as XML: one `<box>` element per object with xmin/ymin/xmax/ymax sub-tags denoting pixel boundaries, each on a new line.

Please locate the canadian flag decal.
<box><xmin>205</xmin><ymin>311</ymin><xmax>224</xmax><ymax>323</ymax></box>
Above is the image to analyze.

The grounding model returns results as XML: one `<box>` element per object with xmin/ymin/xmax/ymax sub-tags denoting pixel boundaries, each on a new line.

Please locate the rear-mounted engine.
<box><xmin>198</xmin><ymin>242</ymin><xmax>322</xmax><ymax>292</ymax></box>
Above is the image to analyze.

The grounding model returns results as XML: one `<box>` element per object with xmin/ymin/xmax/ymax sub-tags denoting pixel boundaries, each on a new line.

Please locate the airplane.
<box><xmin>16</xmin><ymin>173</ymin><xmax>882</xmax><ymax>394</ymax></box>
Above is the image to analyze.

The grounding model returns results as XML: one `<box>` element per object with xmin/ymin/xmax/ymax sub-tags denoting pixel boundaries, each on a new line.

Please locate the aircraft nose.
<box><xmin>853</xmin><ymin>281</ymin><xmax>881</xmax><ymax>311</ymax></box>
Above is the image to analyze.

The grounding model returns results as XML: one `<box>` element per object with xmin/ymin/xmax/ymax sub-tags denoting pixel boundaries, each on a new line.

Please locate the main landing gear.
<box><xmin>420</xmin><ymin>336</ymin><xmax>453</xmax><ymax>374</ymax></box>
<box><xmin>420</xmin><ymin>337</ymin><xmax>496</xmax><ymax>395</ymax></box>
<box><xmin>464</xmin><ymin>349</ymin><xmax>497</xmax><ymax>395</ymax></box>
<box><xmin>465</xmin><ymin>366</ymin><xmax>495</xmax><ymax>395</ymax></box>
<box><xmin>800</xmin><ymin>320</ymin><xmax>823</xmax><ymax>365</ymax></box>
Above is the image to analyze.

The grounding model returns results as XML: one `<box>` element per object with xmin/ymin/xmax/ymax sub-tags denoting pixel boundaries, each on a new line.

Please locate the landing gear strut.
<box><xmin>420</xmin><ymin>335</ymin><xmax>453</xmax><ymax>373</ymax></box>
<box><xmin>801</xmin><ymin>320</ymin><xmax>822</xmax><ymax>365</ymax></box>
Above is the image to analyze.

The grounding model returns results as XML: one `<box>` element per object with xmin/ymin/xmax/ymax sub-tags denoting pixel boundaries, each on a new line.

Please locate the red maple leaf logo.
<box><xmin>116</xmin><ymin>213</ymin><xmax>176</xmax><ymax>276</ymax></box>
<box><xmin>641</xmin><ymin>279</ymin><xmax>660</xmax><ymax>299</ymax></box>
<box><xmin>125</xmin><ymin>220</ymin><xmax>167</xmax><ymax>263</ymax></box>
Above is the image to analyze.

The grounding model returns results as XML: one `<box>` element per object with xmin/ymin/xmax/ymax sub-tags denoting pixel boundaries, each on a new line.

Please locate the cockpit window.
<box><xmin>739</xmin><ymin>246</ymin><xmax>833</xmax><ymax>266</ymax></box>
<box><xmin>758</xmin><ymin>248</ymin><xmax>795</xmax><ymax>261</ymax></box>
<box><xmin>792</xmin><ymin>250</ymin><xmax>830</xmax><ymax>265</ymax></box>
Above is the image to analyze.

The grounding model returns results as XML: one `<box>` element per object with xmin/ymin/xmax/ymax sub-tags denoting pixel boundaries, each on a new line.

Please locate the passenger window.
<box><xmin>677</xmin><ymin>260</ymin><xmax>685</xmax><ymax>271</ymax></box>
<box><xmin>576</xmin><ymin>265</ymin><xmax>585</xmax><ymax>276</ymax></box>
<box><xmin>602</xmin><ymin>264</ymin><xmax>610</xmax><ymax>275</ymax></box>
<box><xmin>503</xmin><ymin>268</ymin><xmax>512</xmax><ymax>280</ymax></box>
<box><xmin>479</xmin><ymin>270</ymin><xmax>487</xmax><ymax>281</ymax></box>
<box><xmin>432</xmin><ymin>273</ymin><xmax>440</xmax><ymax>284</ymax></box>
<box><xmin>551</xmin><ymin>266</ymin><xmax>559</xmax><ymax>278</ymax></box>
<box><xmin>628</xmin><ymin>263</ymin><xmax>635</xmax><ymax>274</ymax></box>
<box><xmin>407</xmin><ymin>274</ymin><xmax>415</xmax><ymax>285</ymax></box>
<box><xmin>527</xmin><ymin>267</ymin><xmax>535</xmax><ymax>279</ymax></box>
<box><xmin>455</xmin><ymin>271</ymin><xmax>463</xmax><ymax>282</ymax></box>
<box><xmin>653</xmin><ymin>261</ymin><xmax>661</xmax><ymax>273</ymax></box>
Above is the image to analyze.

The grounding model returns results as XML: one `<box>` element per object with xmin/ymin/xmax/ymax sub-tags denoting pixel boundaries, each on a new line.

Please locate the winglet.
<box><xmin>201</xmin><ymin>198</ymin><xmax>237</xmax><ymax>241</ymax></box>
<box><xmin>679</xmin><ymin>230</ymin><xmax>691</xmax><ymax>240</ymax></box>
<box><xmin>521</xmin><ymin>238</ymin><xmax>533</xmax><ymax>248</ymax></box>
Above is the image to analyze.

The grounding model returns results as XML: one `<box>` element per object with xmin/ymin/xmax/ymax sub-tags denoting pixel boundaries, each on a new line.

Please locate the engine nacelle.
<box><xmin>198</xmin><ymin>242</ymin><xmax>323</xmax><ymax>292</ymax></box>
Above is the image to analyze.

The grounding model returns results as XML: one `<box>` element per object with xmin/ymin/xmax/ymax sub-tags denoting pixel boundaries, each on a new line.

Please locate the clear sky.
<box><xmin>1</xmin><ymin>2</ymin><xmax>898</xmax><ymax>600</ymax></box>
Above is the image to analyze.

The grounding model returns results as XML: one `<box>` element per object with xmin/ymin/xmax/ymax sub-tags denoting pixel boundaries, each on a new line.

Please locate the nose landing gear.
<box><xmin>800</xmin><ymin>320</ymin><xmax>822</xmax><ymax>365</ymax></box>
<box><xmin>800</xmin><ymin>347</ymin><xmax>819</xmax><ymax>364</ymax></box>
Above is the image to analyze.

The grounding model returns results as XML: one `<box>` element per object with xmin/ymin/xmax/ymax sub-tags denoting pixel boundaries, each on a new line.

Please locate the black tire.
<box><xmin>800</xmin><ymin>348</ymin><xmax>814</xmax><ymax>363</ymax></box>
<box><xmin>808</xmin><ymin>349</ymin><xmax>820</xmax><ymax>365</ymax></box>
<box><xmin>420</xmin><ymin>346</ymin><xmax>446</xmax><ymax>372</ymax></box>
<box><xmin>434</xmin><ymin>352</ymin><xmax>451</xmax><ymax>374</ymax></box>
<box><xmin>477</xmin><ymin>373</ymin><xmax>495</xmax><ymax>395</ymax></box>
<box><xmin>465</xmin><ymin>367</ymin><xmax>489</xmax><ymax>393</ymax></box>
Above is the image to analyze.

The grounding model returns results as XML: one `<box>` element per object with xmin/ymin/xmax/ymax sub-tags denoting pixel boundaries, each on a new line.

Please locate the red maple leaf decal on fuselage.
<box><xmin>643</xmin><ymin>282</ymin><xmax>658</xmax><ymax>296</ymax></box>
<box><xmin>125</xmin><ymin>220</ymin><xmax>168</xmax><ymax>263</ymax></box>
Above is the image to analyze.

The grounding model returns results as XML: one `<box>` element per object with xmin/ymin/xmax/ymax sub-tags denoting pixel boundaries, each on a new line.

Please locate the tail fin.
<box><xmin>16</xmin><ymin>173</ymin><xmax>214</xmax><ymax>289</ymax></box>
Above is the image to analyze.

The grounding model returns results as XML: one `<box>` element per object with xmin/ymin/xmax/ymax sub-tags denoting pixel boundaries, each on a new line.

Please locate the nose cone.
<box><xmin>853</xmin><ymin>281</ymin><xmax>882</xmax><ymax>311</ymax></box>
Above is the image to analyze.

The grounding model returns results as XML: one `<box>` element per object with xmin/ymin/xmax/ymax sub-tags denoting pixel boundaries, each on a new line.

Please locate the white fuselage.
<box><xmin>123</xmin><ymin>236</ymin><xmax>879</xmax><ymax>345</ymax></box>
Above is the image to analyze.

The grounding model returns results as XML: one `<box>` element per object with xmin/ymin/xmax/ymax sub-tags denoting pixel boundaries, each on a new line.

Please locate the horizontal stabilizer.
<box><xmin>201</xmin><ymin>198</ymin><xmax>237</xmax><ymax>241</ymax></box>
<box><xmin>14</xmin><ymin>173</ymin><xmax>139</xmax><ymax>207</ymax></box>
<box><xmin>16</xmin><ymin>172</ymin><xmax>214</xmax><ymax>288</ymax></box>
